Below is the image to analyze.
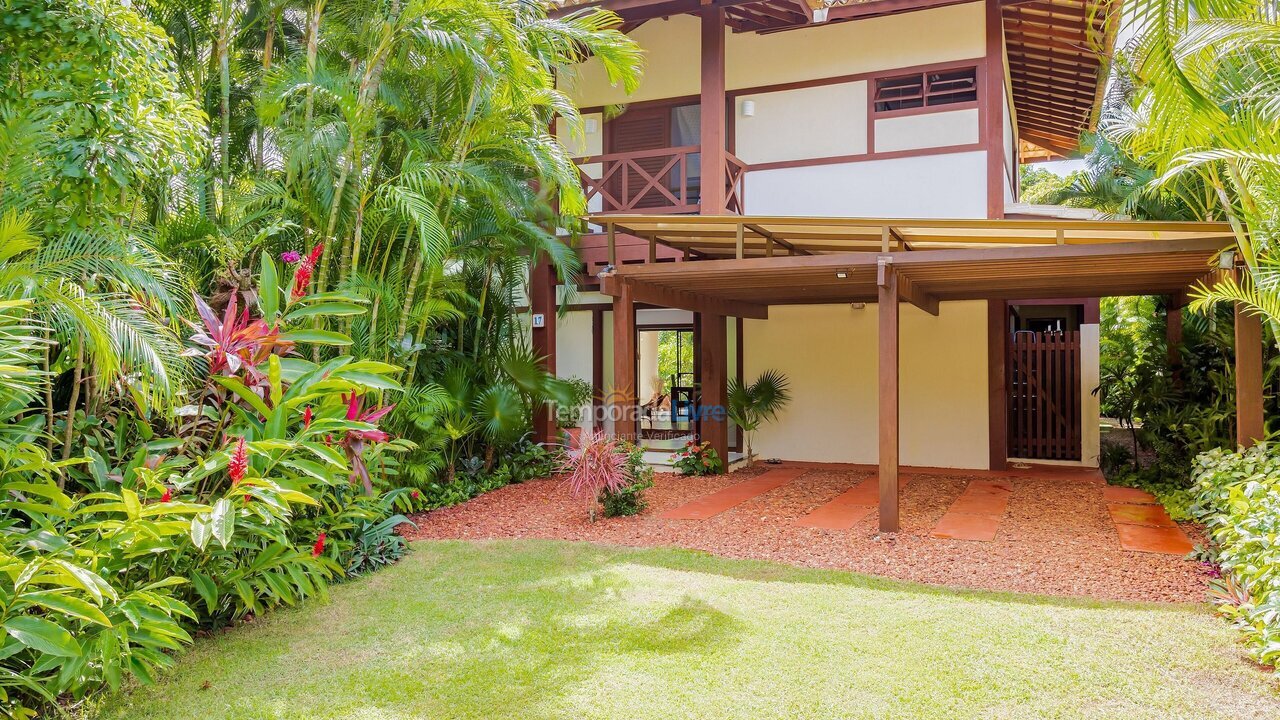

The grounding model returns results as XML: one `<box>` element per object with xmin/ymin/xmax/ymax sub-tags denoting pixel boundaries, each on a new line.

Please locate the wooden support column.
<box><xmin>1235</xmin><ymin>302</ymin><xmax>1265</xmax><ymax>448</ymax></box>
<box><xmin>612</xmin><ymin>282</ymin><xmax>637</xmax><ymax>442</ymax></box>
<box><xmin>983</xmin><ymin>0</ymin><xmax>1006</xmax><ymax>220</ymax></box>
<box><xmin>700</xmin><ymin>4</ymin><xmax>727</xmax><ymax>215</ymax></box>
<box><xmin>987</xmin><ymin>300</ymin><xmax>1008</xmax><ymax>470</ymax></box>
<box><xmin>591</xmin><ymin>307</ymin><xmax>604</xmax><ymax>432</ymax></box>
<box><xmin>877</xmin><ymin>258</ymin><xmax>900</xmax><ymax>532</ymax></box>
<box><xmin>530</xmin><ymin>258</ymin><xmax>558</xmax><ymax>444</ymax></box>
<box><xmin>699</xmin><ymin>312</ymin><xmax>729</xmax><ymax>471</ymax></box>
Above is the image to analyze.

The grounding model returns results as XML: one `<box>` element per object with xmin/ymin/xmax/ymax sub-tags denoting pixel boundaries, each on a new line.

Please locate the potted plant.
<box><xmin>557</xmin><ymin>377</ymin><xmax>594</xmax><ymax>446</ymax></box>
<box><xmin>727</xmin><ymin>370</ymin><xmax>792</xmax><ymax>466</ymax></box>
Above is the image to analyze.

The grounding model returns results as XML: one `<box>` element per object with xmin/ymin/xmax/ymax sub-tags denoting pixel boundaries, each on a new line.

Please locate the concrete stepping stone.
<box><xmin>796</xmin><ymin>476</ymin><xmax>909</xmax><ymax>530</ymax></box>
<box><xmin>930</xmin><ymin>479</ymin><xmax>1013</xmax><ymax>542</ymax></box>
<box><xmin>1102</xmin><ymin>486</ymin><xmax>1158</xmax><ymax>505</ymax></box>
<box><xmin>932</xmin><ymin>512</ymin><xmax>1002</xmax><ymax>541</ymax></box>
<box><xmin>660</xmin><ymin>468</ymin><xmax>807</xmax><ymax>520</ymax></box>
<box><xmin>1107</xmin><ymin>503</ymin><xmax>1176</xmax><ymax>528</ymax></box>
<box><xmin>1115</xmin><ymin>524</ymin><xmax>1194</xmax><ymax>555</ymax></box>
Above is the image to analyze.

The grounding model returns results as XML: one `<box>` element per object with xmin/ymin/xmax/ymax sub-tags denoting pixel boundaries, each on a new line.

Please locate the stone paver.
<box><xmin>660</xmin><ymin>468</ymin><xmax>807</xmax><ymax>520</ymax></box>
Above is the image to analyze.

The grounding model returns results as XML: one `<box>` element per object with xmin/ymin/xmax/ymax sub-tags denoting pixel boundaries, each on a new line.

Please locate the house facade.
<box><xmin>535</xmin><ymin>0</ymin><xmax>1136</xmax><ymax>476</ymax></box>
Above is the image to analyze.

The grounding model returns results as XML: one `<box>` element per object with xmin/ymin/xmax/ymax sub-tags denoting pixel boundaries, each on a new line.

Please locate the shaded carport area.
<box><xmin>595</xmin><ymin>215</ymin><xmax>1255</xmax><ymax>532</ymax></box>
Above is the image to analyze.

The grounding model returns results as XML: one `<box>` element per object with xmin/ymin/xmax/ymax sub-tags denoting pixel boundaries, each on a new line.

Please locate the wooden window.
<box><xmin>874</xmin><ymin>67</ymin><xmax>977</xmax><ymax>113</ymax></box>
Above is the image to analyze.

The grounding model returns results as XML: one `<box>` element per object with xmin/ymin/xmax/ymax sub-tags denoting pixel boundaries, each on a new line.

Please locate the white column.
<box><xmin>1079</xmin><ymin>322</ymin><xmax>1101</xmax><ymax>467</ymax></box>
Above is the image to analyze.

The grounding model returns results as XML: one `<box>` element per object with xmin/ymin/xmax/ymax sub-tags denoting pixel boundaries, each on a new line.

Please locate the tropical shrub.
<box><xmin>558</xmin><ymin>430</ymin><xmax>631</xmax><ymax>522</ymax></box>
<box><xmin>600</xmin><ymin>440</ymin><xmax>655</xmax><ymax>518</ymax></box>
<box><xmin>670</xmin><ymin>440</ymin><xmax>724</xmax><ymax>476</ymax></box>
<box><xmin>1190</xmin><ymin>445</ymin><xmax>1280</xmax><ymax>667</ymax></box>
<box><xmin>727</xmin><ymin>370</ymin><xmax>792</xmax><ymax>466</ymax></box>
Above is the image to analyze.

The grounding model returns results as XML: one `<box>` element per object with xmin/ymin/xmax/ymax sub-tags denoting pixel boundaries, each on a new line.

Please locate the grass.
<box><xmin>94</xmin><ymin>539</ymin><xmax>1280</xmax><ymax>720</ymax></box>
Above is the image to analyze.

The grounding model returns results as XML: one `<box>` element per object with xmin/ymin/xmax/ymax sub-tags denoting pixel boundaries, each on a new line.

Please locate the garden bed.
<box><xmin>404</xmin><ymin>465</ymin><xmax>1212</xmax><ymax>603</ymax></box>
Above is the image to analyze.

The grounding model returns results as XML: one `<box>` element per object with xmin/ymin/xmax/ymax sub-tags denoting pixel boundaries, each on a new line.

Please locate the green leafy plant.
<box><xmin>670</xmin><ymin>440</ymin><xmax>723</xmax><ymax>476</ymax></box>
<box><xmin>1189</xmin><ymin>444</ymin><xmax>1280</xmax><ymax>667</ymax></box>
<box><xmin>727</xmin><ymin>370</ymin><xmax>792</xmax><ymax>466</ymax></box>
<box><xmin>600</xmin><ymin>440</ymin><xmax>654</xmax><ymax>517</ymax></box>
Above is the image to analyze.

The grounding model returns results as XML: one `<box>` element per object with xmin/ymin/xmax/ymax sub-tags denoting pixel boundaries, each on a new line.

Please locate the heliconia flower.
<box><xmin>312</xmin><ymin>532</ymin><xmax>326</xmax><ymax>558</ymax></box>
<box><xmin>291</xmin><ymin>245</ymin><xmax>323</xmax><ymax>300</ymax></box>
<box><xmin>229</xmin><ymin>437</ymin><xmax>248</xmax><ymax>484</ymax></box>
<box><xmin>303</xmin><ymin>406</ymin><xmax>313</xmax><ymax>428</ymax></box>
<box><xmin>160</xmin><ymin>487</ymin><xmax>172</xmax><ymax>503</ymax></box>
<box><xmin>281</xmin><ymin>250</ymin><xmax>302</xmax><ymax>264</ymax></box>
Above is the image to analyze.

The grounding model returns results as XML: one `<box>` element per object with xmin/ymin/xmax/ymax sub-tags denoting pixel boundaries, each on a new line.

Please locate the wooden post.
<box><xmin>735</xmin><ymin>223</ymin><xmax>744</xmax><ymax>260</ymax></box>
<box><xmin>983</xmin><ymin>0</ymin><xmax>1006</xmax><ymax>220</ymax></box>
<box><xmin>606</xmin><ymin>223</ymin><xmax>617</xmax><ymax>266</ymax></box>
<box><xmin>591</xmin><ymin>307</ymin><xmax>604</xmax><ymax>432</ymax></box>
<box><xmin>877</xmin><ymin>258</ymin><xmax>900</xmax><ymax>532</ymax></box>
<box><xmin>530</xmin><ymin>258</ymin><xmax>558</xmax><ymax>444</ymax></box>
<box><xmin>647</xmin><ymin>233</ymin><xmax>657</xmax><ymax>264</ymax></box>
<box><xmin>988</xmin><ymin>300</ymin><xmax>1008</xmax><ymax>470</ymax></box>
<box><xmin>612</xmin><ymin>282</ymin><xmax>637</xmax><ymax>442</ymax></box>
<box><xmin>700</xmin><ymin>5</ymin><xmax>727</xmax><ymax>215</ymax></box>
<box><xmin>699</xmin><ymin>312</ymin><xmax>729</xmax><ymax>470</ymax></box>
<box><xmin>1235</xmin><ymin>302</ymin><xmax>1264</xmax><ymax>448</ymax></box>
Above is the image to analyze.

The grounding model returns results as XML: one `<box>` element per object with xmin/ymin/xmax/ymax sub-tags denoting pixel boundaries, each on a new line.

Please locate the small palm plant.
<box><xmin>727</xmin><ymin>370</ymin><xmax>792</xmax><ymax>466</ymax></box>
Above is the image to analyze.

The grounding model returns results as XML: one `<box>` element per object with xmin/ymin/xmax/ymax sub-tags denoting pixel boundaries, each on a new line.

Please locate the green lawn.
<box><xmin>94</xmin><ymin>539</ymin><xmax>1280</xmax><ymax>720</ymax></box>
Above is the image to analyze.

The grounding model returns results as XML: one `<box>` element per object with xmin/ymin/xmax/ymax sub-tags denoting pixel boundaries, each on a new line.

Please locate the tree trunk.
<box><xmin>217</xmin><ymin>17</ymin><xmax>231</xmax><ymax>221</ymax></box>
<box><xmin>256</xmin><ymin>10</ymin><xmax>277</xmax><ymax>172</ymax></box>
<box><xmin>58</xmin><ymin>340</ymin><xmax>85</xmax><ymax>486</ymax></box>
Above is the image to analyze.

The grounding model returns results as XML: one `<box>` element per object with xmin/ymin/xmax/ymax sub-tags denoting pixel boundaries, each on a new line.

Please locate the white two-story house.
<box><xmin>525</xmin><ymin>0</ymin><xmax>1245</xmax><ymax>531</ymax></box>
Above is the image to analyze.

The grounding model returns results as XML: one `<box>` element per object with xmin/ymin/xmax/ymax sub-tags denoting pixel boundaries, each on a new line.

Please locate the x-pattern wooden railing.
<box><xmin>577</xmin><ymin>145</ymin><xmax>747</xmax><ymax>215</ymax></box>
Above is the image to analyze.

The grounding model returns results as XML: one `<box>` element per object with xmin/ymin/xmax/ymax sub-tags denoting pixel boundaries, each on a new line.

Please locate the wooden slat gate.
<box><xmin>1007</xmin><ymin>330</ymin><xmax>1081</xmax><ymax>461</ymax></box>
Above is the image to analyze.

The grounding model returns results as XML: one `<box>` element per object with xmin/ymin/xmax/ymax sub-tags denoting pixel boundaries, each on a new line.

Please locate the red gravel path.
<box><xmin>403</xmin><ymin>464</ymin><xmax>1212</xmax><ymax>604</ymax></box>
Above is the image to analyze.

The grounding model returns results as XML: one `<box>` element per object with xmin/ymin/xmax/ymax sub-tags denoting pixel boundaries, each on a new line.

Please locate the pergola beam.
<box><xmin>600</xmin><ymin>275</ymin><xmax>768</xmax><ymax>319</ymax></box>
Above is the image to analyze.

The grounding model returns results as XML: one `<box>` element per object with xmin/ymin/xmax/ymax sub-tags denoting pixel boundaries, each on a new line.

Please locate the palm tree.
<box><xmin>727</xmin><ymin>370</ymin><xmax>792</xmax><ymax>466</ymax></box>
<box><xmin>1105</xmin><ymin>0</ymin><xmax>1280</xmax><ymax>333</ymax></box>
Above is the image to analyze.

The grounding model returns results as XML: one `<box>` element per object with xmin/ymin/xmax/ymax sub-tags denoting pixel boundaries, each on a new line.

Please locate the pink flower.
<box><xmin>303</xmin><ymin>406</ymin><xmax>313</xmax><ymax>428</ymax></box>
<box><xmin>160</xmin><ymin>487</ymin><xmax>172</xmax><ymax>503</ymax></box>
<box><xmin>281</xmin><ymin>250</ymin><xmax>302</xmax><ymax>264</ymax></box>
<box><xmin>229</xmin><ymin>437</ymin><xmax>248</xmax><ymax>484</ymax></box>
<box><xmin>312</xmin><ymin>532</ymin><xmax>326</xmax><ymax>557</ymax></box>
<box><xmin>410</xmin><ymin>489</ymin><xmax>420</xmax><ymax>500</ymax></box>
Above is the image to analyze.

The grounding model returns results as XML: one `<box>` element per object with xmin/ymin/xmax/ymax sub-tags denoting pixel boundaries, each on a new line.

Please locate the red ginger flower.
<box><xmin>312</xmin><ymin>532</ymin><xmax>326</xmax><ymax>558</ymax></box>
<box><xmin>160</xmin><ymin>487</ymin><xmax>172</xmax><ymax>503</ymax></box>
<box><xmin>303</xmin><ymin>406</ymin><xmax>313</xmax><ymax>428</ymax></box>
<box><xmin>229</xmin><ymin>437</ymin><xmax>248</xmax><ymax>484</ymax></box>
<box><xmin>291</xmin><ymin>246</ymin><xmax>323</xmax><ymax>300</ymax></box>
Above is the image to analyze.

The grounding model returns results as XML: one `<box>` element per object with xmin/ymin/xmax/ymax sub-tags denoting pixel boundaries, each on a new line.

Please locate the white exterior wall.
<box><xmin>559</xmin><ymin>2</ymin><xmax>992</xmax><ymax>220</ymax></box>
<box><xmin>744</xmin><ymin>152</ymin><xmax>988</xmax><ymax>218</ymax></box>
<box><xmin>743</xmin><ymin>302</ymin><xmax>991</xmax><ymax>469</ymax></box>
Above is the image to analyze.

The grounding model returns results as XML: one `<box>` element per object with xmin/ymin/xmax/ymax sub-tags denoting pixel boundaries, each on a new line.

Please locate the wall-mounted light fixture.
<box><xmin>812</xmin><ymin>7</ymin><xmax>829</xmax><ymax>22</ymax></box>
<box><xmin>584</xmin><ymin>117</ymin><xmax>599</xmax><ymax>134</ymax></box>
<box><xmin>835</xmin><ymin>271</ymin><xmax>848</xmax><ymax>279</ymax></box>
<box><xmin>740</xmin><ymin>100</ymin><xmax>755</xmax><ymax>117</ymax></box>
<box><xmin>1219</xmin><ymin>249</ymin><xmax>1237</xmax><ymax>269</ymax></box>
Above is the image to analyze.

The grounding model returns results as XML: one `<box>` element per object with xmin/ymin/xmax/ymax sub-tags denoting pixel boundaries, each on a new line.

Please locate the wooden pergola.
<box><xmin>595</xmin><ymin>215</ymin><xmax>1260</xmax><ymax>532</ymax></box>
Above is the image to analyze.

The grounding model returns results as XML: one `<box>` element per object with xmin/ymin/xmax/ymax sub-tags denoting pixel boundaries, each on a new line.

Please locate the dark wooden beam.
<box><xmin>988</xmin><ymin>299</ymin><xmax>1008</xmax><ymax>470</ymax></box>
<box><xmin>592</xmin><ymin>307</ymin><xmax>604</xmax><ymax>431</ymax></box>
<box><xmin>530</xmin><ymin>258</ymin><xmax>558</xmax><ymax>444</ymax></box>
<box><xmin>699</xmin><ymin>312</ymin><xmax>729</xmax><ymax>470</ymax></box>
<box><xmin>700</xmin><ymin>5</ymin><xmax>728</xmax><ymax>214</ymax></box>
<box><xmin>984</xmin><ymin>0</ymin><xmax>1006</xmax><ymax>219</ymax></box>
<box><xmin>894</xmin><ymin>265</ymin><xmax>940</xmax><ymax>315</ymax></box>
<box><xmin>878</xmin><ymin>258</ymin><xmax>900</xmax><ymax>533</ymax></box>
<box><xmin>600</xmin><ymin>275</ymin><xmax>769</xmax><ymax>319</ymax></box>
<box><xmin>1235</xmin><ymin>299</ymin><xmax>1265</xmax><ymax>447</ymax></box>
<box><xmin>612</xmin><ymin>282</ymin><xmax>637</xmax><ymax>443</ymax></box>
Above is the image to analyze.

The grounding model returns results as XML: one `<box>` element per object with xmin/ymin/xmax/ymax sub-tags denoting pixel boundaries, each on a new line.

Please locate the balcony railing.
<box><xmin>577</xmin><ymin>145</ymin><xmax>746</xmax><ymax>215</ymax></box>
